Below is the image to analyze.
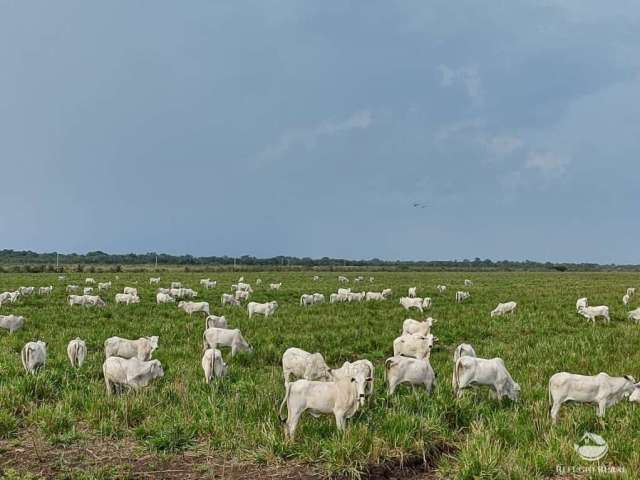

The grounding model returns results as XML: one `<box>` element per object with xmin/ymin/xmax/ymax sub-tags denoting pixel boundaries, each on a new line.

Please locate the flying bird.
<box><xmin>412</xmin><ymin>202</ymin><xmax>430</xmax><ymax>209</ymax></box>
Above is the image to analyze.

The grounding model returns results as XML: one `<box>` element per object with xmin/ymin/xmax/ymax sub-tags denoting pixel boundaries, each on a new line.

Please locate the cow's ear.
<box><xmin>624</xmin><ymin>375</ymin><xmax>635</xmax><ymax>382</ymax></box>
<box><xmin>366</xmin><ymin>377</ymin><xmax>372</xmax><ymax>382</ymax></box>
<box><xmin>351</xmin><ymin>377</ymin><xmax>356</xmax><ymax>383</ymax></box>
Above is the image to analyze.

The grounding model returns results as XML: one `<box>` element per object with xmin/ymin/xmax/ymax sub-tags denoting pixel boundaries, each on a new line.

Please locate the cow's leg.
<box><xmin>597</xmin><ymin>401</ymin><xmax>607</xmax><ymax>418</ymax></box>
<box><xmin>286</xmin><ymin>408</ymin><xmax>302</xmax><ymax>441</ymax></box>
<box><xmin>550</xmin><ymin>401</ymin><xmax>561</xmax><ymax>424</ymax></box>
<box><xmin>334</xmin><ymin>411</ymin><xmax>347</xmax><ymax>432</ymax></box>
<box><xmin>424</xmin><ymin>380</ymin><xmax>433</xmax><ymax>394</ymax></box>
<box><xmin>387</xmin><ymin>377</ymin><xmax>398</xmax><ymax>395</ymax></box>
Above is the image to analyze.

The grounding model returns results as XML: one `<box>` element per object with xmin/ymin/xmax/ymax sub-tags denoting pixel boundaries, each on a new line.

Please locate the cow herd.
<box><xmin>2</xmin><ymin>275</ymin><xmax>640</xmax><ymax>441</ymax></box>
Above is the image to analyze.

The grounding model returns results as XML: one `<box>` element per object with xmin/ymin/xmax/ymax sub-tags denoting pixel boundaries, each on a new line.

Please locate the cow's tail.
<box><xmin>452</xmin><ymin>358</ymin><xmax>462</xmax><ymax>395</ymax></box>
<box><xmin>202</xmin><ymin>331</ymin><xmax>209</xmax><ymax>353</ymax></box>
<box><xmin>21</xmin><ymin>345</ymin><xmax>31</xmax><ymax>372</ymax></box>
<box><xmin>384</xmin><ymin>358</ymin><xmax>395</xmax><ymax>382</ymax></box>
<box><xmin>278</xmin><ymin>382</ymin><xmax>292</xmax><ymax>423</ymax></box>
<box><xmin>547</xmin><ymin>377</ymin><xmax>553</xmax><ymax>414</ymax></box>
<box><xmin>210</xmin><ymin>349</ymin><xmax>216</xmax><ymax>382</ymax></box>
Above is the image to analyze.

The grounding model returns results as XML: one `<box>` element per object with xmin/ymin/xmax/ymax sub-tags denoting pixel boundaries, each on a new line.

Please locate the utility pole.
<box><xmin>56</xmin><ymin>252</ymin><xmax>59</xmax><ymax>269</ymax></box>
<box><xmin>155</xmin><ymin>255</ymin><xmax>158</xmax><ymax>269</ymax></box>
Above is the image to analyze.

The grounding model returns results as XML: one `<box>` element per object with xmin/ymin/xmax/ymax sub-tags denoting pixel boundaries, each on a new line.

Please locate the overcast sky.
<box><xmin>1</xmin><ymin>1</ymin><xmax>639</xmax><ymax>263</ymax></box>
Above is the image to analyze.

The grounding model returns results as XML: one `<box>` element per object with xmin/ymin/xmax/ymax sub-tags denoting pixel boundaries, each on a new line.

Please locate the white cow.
<box><xmin>278</xmin><ymin>378</ymin><xmax>361</xmax><ymax>441</ymax></box>
<box><xmin>67</xmin><ymin>338</ymin><xmax>87</xmax><ymax>368</ymax></box>
<box><xmin>235</xmin><ymin>290</ymin><xmax>250</xmax><ymax>301</ymax></box>
<box><xmin>369</xmin><ymin>277</ymin><xmax>375</xmax><ymax>283</ymax></box>
<box><xmin>156</xmin><ymin>292</ymin><xmax>175</xmax><ymax>304</ymax></box>
<box><xmin>491</xmin><ymin>301</ymin><xmax>517</xmax><ymax>317</ymax></box>
<box><xmin>329</xmin><ymin>359</ymin><xmax>374</xmax><ymax>404</ymax></box>
<box><xmin>202</xmin><ymin>328</ymin><xmax>252</xmax><ymax>356</ymax></box>
<box><xmin>83</xmin><ymin>287</ymin><xmax>94</xmax><ymax>295</ymax></box>
<box><xmin>0</xmin><ymin>314</ymin><xmax>25</xmax><ymax>333</ymax></box>
<box><xmin>464</xmin><ymin>279</ymin><xmax>473</xmax><ymax>286</ymax></box>
<box><xmin>452</xmin><ymin>343</ymin><xmax>477</xmax><ymax>388</ymax></box>
<box><xmin>628</xmin><ymin>307</ymin><xmax>640</xmax><ymax>323</ymax></box>
<box><xmin>337</xmin><ymin>288</ymin><xmax>351</xmax><ymax>296</ymax></box>
<box><xmin>115</xmin><ymin>293</ymin><xmax>140</xmax><ymax>305</ymax></box>
<box><xmin>204</xmin><ymin>280</ymin><xmax>217</xmax><ymax>289</ymax></box>
<box><xmin>104</xmin><ymin>336</ymin><xmax>159</xmax><ymax>361</ymax></box>
<box><xmin>456</xmin><ymin>291</ymin><xmax>470</xmax><ymax>303</ymax></box>
<box><xmin>627</xmin><ymin>287</ymin><xmax>636</xmax><ymax>297</ymax></box>
<box><xmin>576</xmin><ymin>297</ymin><xmax>588</xmax><ymax>312</ymax></box>
<box><xmin>549</xmin><ymin>372</ymin><xmax>640</xmax><ymax>423</ymax></box>
<box><xmin>83</xmin><ymin>295</ymin><xmax>106</xmax><ymax>307</ymax></box>
<box><xmin>85</xmin><ymin>278</ymin><xmax>95</xmax><ymax>284</ymax></box>
<box><xmin>402</xmin><ymin>317</ymin><xmax>436</xmax><ymax>336</ymax></box>
<box><xmin>66</xmin><ymin>285</ymin><xmax>80</xmax><ymax>293</ymax></box>
<box><xmin>399</xmin><ymin>297</ymin><xmax>431</xmax><ymax>313</ymax></box>
<box><xmin>248</xmin><ymin>301</ymin><xmax>278</xmax><ymax>318</ymax></box>
<box><xmin>408</xmin><ymin>287</ymin><xmax>417</xmax><ymax>298</ymax></box>
<box><xmin>338</xmin><ymin>276</ymin><xmax>349</xmax><ymax>283</ymax></box>
<box><xmin>170</xmin><ymin>282</ymin><xmax>182</xmax><ymax>289</ymax></box>
<box><xmin>18</xmin><ymin>286</ymin><xmax>35</xmax><ymax>296</ymax></box>
<box><xmin>200</xmin><ymin>278</ymin><xmax>211</xmax><ymax>286</ymax></box>
<box><xmin>178</xmin><ymin>301</ymin><xmax>210</xmax><ymax>316</ymax></box>
<box><xmin>269</xmin><ymin>283</ymin><xmax>282</xmax><ymax>290</ymax></box>
<box><xmin>149</xmin><ymin>277</ymin><xmax>161</xmax><ymax>284</ymax></box>
<box><xmin>313</xmin><ymin>293</ymin><xmax>325</xmax><ymax>304</ymax></box>
<box><xmin>123</xmin><ymin>287</ymin><xmax>138</xmax><ymax>296</ymax></box>
<box><xmin>313</xmin><ymin>275</ymin><xmax>320</xmax><ymax>281</ymax></box>
<box><xmin>21</xmin><ymin>341</ymin><xmax>47</xmax><ymax>374</ymax></box>
<box><xmin>300</xmin><ymin>294</ymin><xmax>315</xmax><ymax>306</ymax></box>
<box><xmin>392</xmin><ymin>333</ymin><xmax>436</xmax><ymax>359</ymax></box>
<box><xmin>202</xmin><ymin>348</ymin><xmax>228</xmax><ymax>383</ymax></box>
<box><xmin>578</xmin><ymin>305</ymin><xmax>610</xmax><ymax>324</ymax></box>
<box><xmin>623</xmin><ymin>294</ymin><xmax>630</xmax><ymax>307</ymax></box>
<box><xmin>436</xmin><ymin>285</ymin><xmax>447</xmax><ymax>293</ymax></box>
<box><xmin>236</xmin><ymin>282</ymin><xmax>253</xmax><ymax>293</ymax></box>
<box><xmin>282</xmin><ymin>347</ymin><xmax>332</xmax><ymax>385</ymax></box>
<box><xmin>453</xmin><ymin>356</ymin><xmax>520</xmax><ymax>401</ymax></box>
<box><xmin>103</xmin><ymin>357</ymin><xmax>164</xmax><ymax>394</ymax></box>
<box><xmin>346</xmin><ymin>292</ymin><xmax>365</xmax><ymax>302</ymax></box>
<box><xmin>385</xmin><ymin>356</ymin><xmax>435</xmax><ymax>395</ymax></box>
<box><xmin>205</xmin><ymin>314</ymin><xmax>228</xmax><ymax>329</ymax></box>
<box><xmin>330</xmin><ymin>293</ymin><xmax>348</xmax><ymax>304</ymax></box>
<box><xmin>221</xmin><ymin>293</ymin><xmax>240</xmax><ymax>307</ymax></box>
<box><xmin>38</xmin><ymin>286</ymin><xmax>53</xmax><ymax>295</ymax></box>
<box><xmin>366</xmin><ymin>292</ymin><xmax>385</xmax><ymax>301</ymax></box>
<box><xmin>98</xmin><ymin>282</ymin><xmax>111</xmax><ymax>291</ymax></box>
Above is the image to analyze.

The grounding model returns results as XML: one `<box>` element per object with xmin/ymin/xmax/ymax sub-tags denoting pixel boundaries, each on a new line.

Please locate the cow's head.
<box><xmin>508</xmin><ymin>381</ymin><xmax>521</xmax><ymax>402</ymax></box>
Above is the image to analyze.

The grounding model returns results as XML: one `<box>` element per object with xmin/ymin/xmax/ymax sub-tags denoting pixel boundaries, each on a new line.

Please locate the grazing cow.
<box><xmin>66</xmin><ymin>285</ymin><xmax>80</xmax><ymax>293</ymax></box>
<box><xmin>235</xmin><ymin>290</ymin><xmax>250</xmax><ymax>301</ymax></box>
<box><xmin>18</xmin><ymin>286</ymin><xmax>35</xmax><ymax>296</ymax></box>
<box><xmin>337</xmin><ymin>288</ymin><xmax>351</xmax><ymax>296</ymax></box>
<box><xmin>103</xmin><ymin>357</ymin><xmax>164</xmax><ymax>394</ymax></box>
<box><xmin>300</xmin><ymin>294</ymin><xmax>315</xmax><ymax>306</ymax></box>
<box><xmin>238</xmin><ymin>276</ymin><xmax>244</xmax><ymax>283</ymax></box>
<box><xmin>85</xmin><ymin>278</ymin><xmax>95</xmax><ymax>284</ymax></box>
<box><xmin>576</xmin><ymin>297</ymin><xmax>588</xmax><ymax>312</ymax></box>
<box><xmin>402</xmin><ymin>317</ymin><xmax>436</xmax><ymax>336</ymax></box>
<box><xmin>436</xmin><ymin>285</ymin><xmax>447</xmax><ymax>293</ymax></box>
<box><xmin>98</xmin><ymin>282</ymin><xmax>111</xmax><ymax>291</ymax></box>
<box><xmin>202</xmin><ymin>328</ymin><xmax>252</xmax><ymax>356</ymax></box>
<box><xmin>200</xmin><ymin>278</ymin><xmax>211</xmax><ymax>286</ymax></box>
<box><xmin>83</xmin><ymin>287</ymin><xmax>94</xmax><ymax>295</ymax></box>
<box><xmin>464</xmin><ymin>279</ymin><xmax>473</xmax><ymax>287</ymax></box>
<box><xmin>453</xmin><ymin>343</ymin><xmax>477</xmax><ymax>363</ymax></box>
<box><xmin>0</xmin><ymin>314</ymin><xmax>25</xmax><ymax>333</ymax></box>
<box><xmin>330</xmin><ymin>293</ymin><xmax>348</xmax><ymax>303</ymax></box>
<box><xmin>313</xmin><ymin>293</ymin><xmax>325</xmax><ymax>304</ymax></box>
<box><xmin>366</xmin><ymin>291</ymin><xmax>388</xmax><ymax>301</ymax></box>
<box><xmin>329</xmin><ymin>359</ymin><xmax>374</xmax><ymax>404</ymax></box>
<box><xmin>204</xmin><ymin>280</ymin><xmax>216</xmax><ymax>289</ymax></box>
<box><xmin>623</xmin><ymin>294</ymin><xmax>631</xmax><ymax>307</ymax></box>
<box><xmin>385</xmin><ymin>356</ymin><xmax>435</xmax><ymax>395</ymax></box>
<box><xmin>627</xmin><ymin>287</ymin><xmax>636</xmax><ymax>297</ymax></box>
<box><xmin>171</xmin><ymin>282</ymin><xmax>182</xmax><ymax>289</ymax></box>
<box><xmin>269</xmin><ymin>283</ymin><xmax>282</xmax><ymax>290</ymax></box>
<box><xmin>453</xmin><ymin>356</ymin><xmax>520</xmax><ymax>401</ymax></box>
<box><xmin>0</xmin><ymin>291</ymin><xmax>19</xmax><ymax>305</ymax></box>
<box><xmin>256</xmin><ymin>278</ymin><xmax>262</xmax><ymax>285</ymax></box>
<box><xmin>338</xmin><ymin>276</ymin><xmax>349</xmax><ymax>283</ymax></box>
<box><xmin>399</xmin><ymin>297</ymin><xmax>431</xmax><ymax>313</ymax></box>
<box><xmin>149</xmin><ymin>277</ymin><xmax>161</xmax><ymax>284</ymax></box>
<box><xmin>38</xmin><ymin>286</ymin><xmax>53</xmax><ymax>295</ymax></box>
<box><xmin>236</xmin><ymin>282</ymin><xmax>253</xmax><ymax>293</ymax></box>
<box><xmin>548</xmin><ymin>372</ymin><xmax>640</xmax><ymax>423</ymax></box>
<box><xmin>83</xmin><ymin>295</ymin><xmax>106</xmax><ymax>307</ymax></box>
<box><xmin>178</xmin><ymin>301</ymin><xmax>210</xmax><ymax>316</ymax></box>
<box><xmin>21</xmin><ymin>341</ymin><xmax>47</xmax><ymax>374</ymax></box>
<box><xmin>491</xmin><ymin>301</ymin><xmax>517</xmax><ymax>317</ymax></box>
<box><xmin>58</xmin><ymin>275</ymin><xmax>65</xmax><ymax>280</ymax></box>
<box><xmin>456</xmin><ymin>291</ymin><xmax>470</xmax><ymax>303</ymax></box>
<box><xmin>104</xmin><ymin>336</ymin><xmax>159</xmax><ymax>361</ymax></box>
<box><xmin>369</xmin><ymin>277</ymin><xmax>375</xmax><ymax>283</ymax></box>
<box><xmin>221</xmin><ymin>293</ymin><xmax>240</xmax><ymax>307</ymax></box>
<box><xmin>8</xmin><ymin>291</ymin><xmax>20</xmax><ymax>303</ymax></box>
<box><xmin>157</xmin><ymin>287</ymin><xmax>171</xmax><ymax>294</ymax></box>
<box><xmin>278</xmin><ymin>378</ymin><xmax>361</xmax><ymax>441</ymax></box>
<box><xmin>347</xmin><ymin>291</ymin><xmax>365</xmax><ymax>303</ymax></box>
<box><xmin>156</xmin><ymin>292</ymin><xmax>175</xmax><ymax>304</ymax></box>
<box><xmin>205</xmin><ymin>314</ymin><xmax>228</xmax><ymax>329</ymax></box>
<box><xmin>628</xmin><ymin>307</ymin><xmax>640</xmax><ymax>323</ymax></box>
<box><xmin>68</xmin><ymin>295</ymin><xmax>85</xmax><ymax>306</ymax></box>
<box><xmin>393</xmin><ymin>333</ymin><xmax>436</xmax><ymax>359</ymax></box>
<box><xmin>248</xmin><ymin>301</ymin><xmax>278</xmax><ymax>318</ymax></box>
<box><xmin>202</xmin><ymin>348</ymin><xmax>228</xmax><ymax>383</ymax></box>
<box><xmin>313</xmin><ymin>276</ymin><xmax>320</xmax><ymax>281</ymax></box>
<box><xmin>171</xmin><ymin>288</ymin><xmax>197</xmax><ymax>299</ymax></box>
<box><xmin>115</xmin><ymin>293</ymin><xmax>140</xmax><ymax>305</ymax></box>
<box><xmin>282</xmin><ymin>347</ymin><xmax>332</xmax><ymax>385</ymax></box>
<box><xmin>382</xmin><ymin>288</ymin><xmax>393</xmax><ymax>298</ymax></box>
<box><xmin>67</xmin><ymin>338</ymin><xmax>87</xmax><ymax>368</ymax></box>
<box><xmin>578</xmin><ymin>306</ymin><xmax>610</xmax><ymax>324</ymax></box>
<box><xmin>408</xmin><ymin>287</ymin><xmax>417</xmax><ymax>298</ymax></box>
<box><xmin>123</xmin><ymin>287</ymin><xmax>138</xmax><ymax>296</ymax></box>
